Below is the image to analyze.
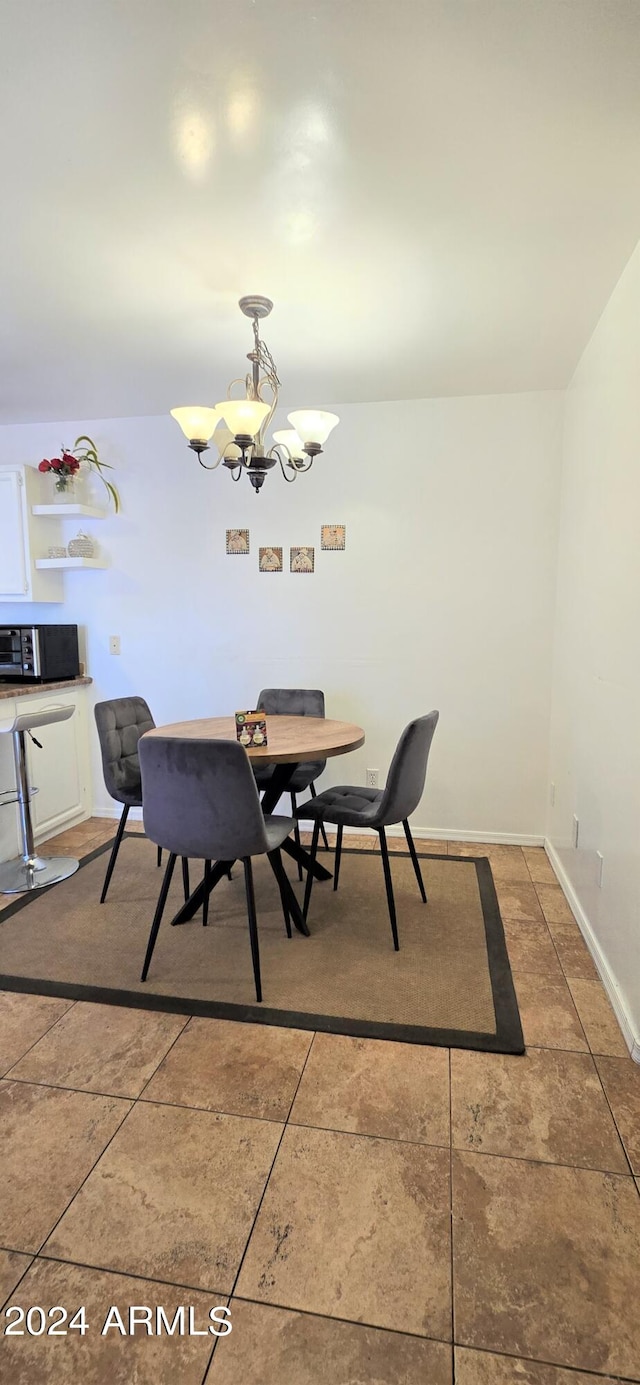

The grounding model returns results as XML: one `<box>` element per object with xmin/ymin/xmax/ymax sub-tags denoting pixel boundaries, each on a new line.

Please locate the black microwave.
<box><xmin>0</xmin><ymin>625</ymin><xmax>80</xmax><ymax>683</ymax></box>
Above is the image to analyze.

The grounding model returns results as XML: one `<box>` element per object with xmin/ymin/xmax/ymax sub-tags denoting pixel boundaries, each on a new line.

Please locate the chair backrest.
<box><xmin>257</xmin><ymin>688</ymin><xmax>326</xmax><ymax>781</ymax></box>
<box><xmin>257</xmin><ymin>688</ymin><xmax>325</xmax><ymax>718</ymax></box>
<box><xmin>94</xmin><ymin>696</ymin><xmax>155</xmax><ymax>804</ymax></box>
<box><xmin>376</xmin><ymin>711</ymin><xmax>440</xmax><ymax>826</ymax></box>
<box><xmin>139</xmin><ymin>735</ymin><xmax>271</xmax><ymax>860</ymax></box>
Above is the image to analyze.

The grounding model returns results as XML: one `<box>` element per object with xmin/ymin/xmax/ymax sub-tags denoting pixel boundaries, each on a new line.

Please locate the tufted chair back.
<box><xmin>256</xmin><ymin>688</ymin><xmax>326</xmax><ymax>784</ymax></box>
<box><xmin>94</xmin><ymin>696</ymin><xmax>155</xmax><ymax>806</ymax></box>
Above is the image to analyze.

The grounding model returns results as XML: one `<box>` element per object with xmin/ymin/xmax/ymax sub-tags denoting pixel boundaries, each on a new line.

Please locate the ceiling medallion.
<box><xmin>171</xmin><ymin>297</ymin><xmax>339</xmax><ymax>493</ymax></box>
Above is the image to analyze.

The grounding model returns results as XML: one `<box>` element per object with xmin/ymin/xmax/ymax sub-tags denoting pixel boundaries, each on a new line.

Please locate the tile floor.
<box><xmin>0</xmin><ymin>818</ymin><xmax>639</xmax><ymax>1383</ymax></box>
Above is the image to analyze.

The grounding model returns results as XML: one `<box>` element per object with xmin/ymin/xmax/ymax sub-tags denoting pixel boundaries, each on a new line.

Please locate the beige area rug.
<box><xmin>0</xmin><ymin>836</ymin><xmax>523</xmax><ymax>1052</ymax></box>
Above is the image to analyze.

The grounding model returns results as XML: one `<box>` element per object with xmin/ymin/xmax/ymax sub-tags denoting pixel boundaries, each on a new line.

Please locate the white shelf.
<box><xmin>32</xmin><ymin>503</ymin><xmax>109</xmax><ymax>519</ymax></box>
<box><xmin>35</xmin><ymin>556</ymin><xmax>109</xmax><ymax>570</ymax></box>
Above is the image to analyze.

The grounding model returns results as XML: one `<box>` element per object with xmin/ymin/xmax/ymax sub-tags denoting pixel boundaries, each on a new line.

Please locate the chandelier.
<box><xmin>171</xmin><ymin>296</ymin><xmax>339</xmax><ymax>493</ymax></box>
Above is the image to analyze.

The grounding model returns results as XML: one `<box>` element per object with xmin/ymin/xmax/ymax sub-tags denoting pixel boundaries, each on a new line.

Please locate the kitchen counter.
<box><xmin>0</xmin><ymin>676</ymin><xmax>92</xmax><ymax>701</ymax></box>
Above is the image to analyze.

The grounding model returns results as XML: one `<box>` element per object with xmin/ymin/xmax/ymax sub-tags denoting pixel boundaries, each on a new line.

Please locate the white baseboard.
<box><xmin>544</xmin><ymin>840</ymin><xmax>640</xmax><ymax>1064</ymax></box>
<box><xmin>91</xmin><ymin>803</ymin><xmax>544</xmax><ymax>846</ymax></box>
<box><xmin>413</xmin><ymin>827</ymin><xmax>545</xmax><ymax>846</ymax></box>
<box><xmin>296</xmin><ymin>821</ymin><xmax>545</xmax><ymax>846</ymax></box>
<box><xmin>93</xmin><ymin>804</ymin><xmax>143</xmax><ymax>821</ymax></box>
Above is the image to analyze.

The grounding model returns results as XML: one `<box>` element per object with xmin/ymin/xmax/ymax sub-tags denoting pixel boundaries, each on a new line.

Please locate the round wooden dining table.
<box><xmin>144</xmin><ymin>715</ymin><xmax>365</xmax><ymax>932</ymax></box>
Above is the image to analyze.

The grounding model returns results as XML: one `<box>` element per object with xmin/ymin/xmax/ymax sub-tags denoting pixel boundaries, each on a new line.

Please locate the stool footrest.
<box><xmin>0</xmin><ymin>786</ymin><xmax>39</xmax><ymax>807</ymax></box>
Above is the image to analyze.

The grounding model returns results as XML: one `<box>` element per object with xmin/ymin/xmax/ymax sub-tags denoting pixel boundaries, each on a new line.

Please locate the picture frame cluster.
<box><xmin>225</xmin><ymin>526</ymin><xmax>346</xmax><ymax>573</ymax></box>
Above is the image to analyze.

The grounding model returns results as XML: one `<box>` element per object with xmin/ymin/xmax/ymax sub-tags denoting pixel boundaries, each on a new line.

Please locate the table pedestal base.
<box><xmin>169</xmin><ymin>763</ymin><xmax>331</xmax><ymax>931</ymax></box>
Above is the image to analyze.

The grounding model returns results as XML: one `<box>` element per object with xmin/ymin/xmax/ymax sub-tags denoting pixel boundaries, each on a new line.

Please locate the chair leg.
<box><xmin>403</xmin><ymin>818</ymin><xmax>427</xmax><ymax>903</ymax></box>
<box><xmin>333</xmin><ymin>824</ymin><xmax>344</xmax><ymax>892</ymax></box>
<box><xmin>243</xmin><ymin>857</ymin><xmax>263</xmax><ymax>1003</ymax></box>
<box><xmin>379</xmin><ymin>827</ymin><xmax>400</xmax><ymax>951</ymax></box>
<box><xmin>100</xmin><ymin>803</ymin><xmax>129</xmax><ymax>903</ymax></box>
<box><xmin>202</xmin><ymin>860</ymin><xmax>211</xmax><ymax>926</ymax></box>
<box><xmin>141</xmin><ymin>853</ymin><xmax>176</xmax><ymax>980</ymax></box>
<box><xmin>267</xmin><ymin>849</ymin><xmax>292</xmax><ymax>938</ymax></box>
<box><xmin>157</xmin><ymin>845</ymin><xmax>162</xmax><ymax>869</ymax></box>
<box><xmin>181</xmin><ymin>856</ymin><xmax>190</xmax><ymax>902</ymax></box>
<box><xmin>303</xmin><ymin>821</ymin><xmax>321</xmax><ymax>919</ymax></box>
<box><xmin>310</xmin><ymin>784</ymin><xmax>330</xmax><ymax>852</ymax></box>
<box><xmin>291</xmin><ymin>791</ymin><xmax>303</xmax><ymax>881</ymax></box>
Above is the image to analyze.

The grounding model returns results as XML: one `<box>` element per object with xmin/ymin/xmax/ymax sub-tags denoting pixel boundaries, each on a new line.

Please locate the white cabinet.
<box><xmin>0</xmin><ymin>686</ymin><xmax>91</xmax><ymax>863</ymax></box>
<box><xmin>0</xmin><ymin>466</ymin><xmax>63</xmax><ymax>602</ymax></box>
<box><xmin>23</xmin><ymin>689</ymin><xmax>89</xmax><ymax>836</ymax></box>
<box><xmin>0</xmin><ymin>472</ymin><xmax>29</xmax><ymax>595</ymax></box>
<box><xmin>0</xmin><ymin>703</ymin><xmax>18</xmax><ymax>863</ymax></box>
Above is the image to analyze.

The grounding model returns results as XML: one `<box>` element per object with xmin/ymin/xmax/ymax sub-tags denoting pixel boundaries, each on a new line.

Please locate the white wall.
<box><xmin>547</xmin><ymin>238</ymin><xmax>640</xmax><ymax>1048</ymax></box>
<box><xmin>0</xmin><ymin>391</ymin><xmax>563</xmax><ymax>840</ymax></box>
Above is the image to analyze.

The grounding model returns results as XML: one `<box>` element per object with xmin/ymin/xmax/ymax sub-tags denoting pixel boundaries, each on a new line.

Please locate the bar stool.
<box><xmin>0</xmin><ymin>704</ymin><xmax>79</xmax><ymax>893</ymax></box>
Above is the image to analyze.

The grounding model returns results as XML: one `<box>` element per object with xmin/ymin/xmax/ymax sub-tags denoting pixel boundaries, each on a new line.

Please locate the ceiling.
<box><xmin>2</xmin><ymin>0</ymin><xmax>640</xmax><ymax>424</ymax></box>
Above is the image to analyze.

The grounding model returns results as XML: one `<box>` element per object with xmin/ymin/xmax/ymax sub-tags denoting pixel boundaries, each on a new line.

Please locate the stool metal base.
<box><xmin>0</xmin><ymin>855</ymin><xmax>79</xmax><ymax>894</ymax></box>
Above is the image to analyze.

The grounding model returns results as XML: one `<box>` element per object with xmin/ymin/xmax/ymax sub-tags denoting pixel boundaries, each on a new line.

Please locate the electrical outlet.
<box><xmin>596</xmin><ymin>851</ymin><xmax>604</xmax><ymax>888</ymax></box>
<box><xmin>109</xmin><ymin>635</ymin><xmax>121</xmax><ymax>656</ymax></box>
<box><xmin>549</xmin><ymin>781</ymin><xmax>556</xmax><ymax>807</ymax></box>
<box><xmin>572</xmin><ymin>814</ymin><xmax>579</xmax><ymax>848</ymax></box>
<box><xmin>366</xmin><ymin>768</ymin><xmax>379</xmax><ymax>789</ymax></box>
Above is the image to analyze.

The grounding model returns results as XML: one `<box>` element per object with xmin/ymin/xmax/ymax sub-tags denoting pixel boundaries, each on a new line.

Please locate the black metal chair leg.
<box><xmin>303</xmin><ymin>821</ymin><xmax>321</xmax><ymax>919</ymax></box>
<box><xmin>379</xmin><ymin>827</ymin><xmax>400</xmax><ymax>951</ymax></box>
<box><xmin>267</xmin><ymin>849</ymin><xmax>292</xmax><ymax>937</ymax></box>
<box><xmin>100</xmin><ymin>803</ymin><xmax>130</xmax><ymax>903</ymax></box>
<box><xmin>291</xmin><ymin>791</ymin><xmax>303</xmax><ymax>881</ymax></box>
<box><xmin>403</xmin><ymin>818</ymin><xmax>427</xmax><ymax>903</ymax></box>
<box><xmin>243</xmin><ymin>857</ymin><xmax>263</xmax><ymax>1003</ymax></box>
<box><xmin>181</xmin><ymin>857</ymin><xmax>190</xmax><ymax>902</ymax></box>
<box><xmin>141</xmin><ymin>853</ymin><xmax>176</xmax><ymax>980</ymax></box>
<box><xmin>333</xmin><ymin>824</ymin><xmax>344</xmax><ymax>892</ymax></box>
<box><xmin>310</xmin><ymin>784</ymin><xmax>330</xmax><ymax>851</ymax></box>
<box><xmin>157</xmin><ymin>845</ymin><xmax>162</xmax><ymax>868</ymax></box>
<box><xmin>202</xmin><ymin>860</ymin><xmax>211</xmax><ymax>926</ymax></box>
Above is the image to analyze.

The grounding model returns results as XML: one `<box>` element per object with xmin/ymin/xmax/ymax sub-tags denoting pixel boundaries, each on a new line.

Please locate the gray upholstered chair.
<box><xmin>253</xmin><ymin>688</ymin><xmax>330</xmax><ymax>872</ymax></box>
<box><xmin>298</xmin><ymin>711</ymin><xmax>439</xmax><ymax>950</ymax></box>
<box><xmin>138</xmin><ymin>736</ymin><xmax>296</xmax><ymax>1002</ymax></box>
<box><xmin>94</xmin><ymin>697</ymin><xmax>192</xmax><ymax>904</ymax></box>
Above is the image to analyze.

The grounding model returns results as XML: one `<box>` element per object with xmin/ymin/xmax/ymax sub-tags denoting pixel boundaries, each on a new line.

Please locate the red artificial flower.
<box><xmin>38</xmin><ymin>459</ymin><xmax>51</xmax><ymax>472</ymax></box>
<box><xmin>49</xmin><ymin>457</ymin><xmax>62</xmax><ymax>471</ymax></box>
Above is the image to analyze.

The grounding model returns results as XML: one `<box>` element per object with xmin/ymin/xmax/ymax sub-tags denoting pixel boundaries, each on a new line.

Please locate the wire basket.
<box><xmin>67</xmin><ymin>531</ymin><xmax>95</xmax><ymax>558</ymax></box>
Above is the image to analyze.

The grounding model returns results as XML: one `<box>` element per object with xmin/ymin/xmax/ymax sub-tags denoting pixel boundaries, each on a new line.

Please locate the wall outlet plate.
<box><xmin>596</xmin><ymin>851</ymin><xmax>604</xmax><ymax>888</ymax></box>
<box><xmin>109</xmin><ymin>635</ymin><xmax>121</xmax><ymax>655</ymax></box>
<box><xmin>572</xmin><ymin>814</ymin><xmax>579</xmax><ymax>848</ymax></box>
<box><xmin>550</xmin><ymin>781</ymin><xmax>556</xmax><ymax>807</ymax></box>
<box><xmin>366</xmin><ymin>768</ymin><xmax>379</xmax><ymax>789</ymax></box>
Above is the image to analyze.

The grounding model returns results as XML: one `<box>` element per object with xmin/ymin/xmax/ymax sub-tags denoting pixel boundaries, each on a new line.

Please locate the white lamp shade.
<box><xmin>213</xmin><ymin>423</ymin><xmax>243</xmax><ymax>461</ymax></box>
<box><xmin>170</xmin><ymin>406</ymin><xmax>219</xmax><ymax>442</ymax></box>
<box><xmin>287</xmin><ymin>409</ymin><xmax>339</xmax><ymax>446</ymax></box>
<box><xmin>215</xmin><ymin>398</ymin><xmax>271</xmax><ymax>438</ymax></box>
<box><xmin>273</xmin><ymin>428</ymin><xmax>305</xmax><ymax>460</ymax></box>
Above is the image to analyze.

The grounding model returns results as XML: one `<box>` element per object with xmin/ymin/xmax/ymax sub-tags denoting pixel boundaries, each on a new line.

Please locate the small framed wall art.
<box><xmin>321</xmin><ymin>524</ymin><xmax>346</xmax><ymax>550</ymax></box>
<box><xmin>290</xmin><ymin>545</ymin><xmax>314</xmax><ymax>573</ymax></box>
<box><xmin>226</xmin><ymin>529</ymin><xmax>250</xmax><ymax>554</ymax></box>
<box><xmin>259</xmin><ymin>546</ymin><xmax>283</xmax><ymax>572</ymax></box>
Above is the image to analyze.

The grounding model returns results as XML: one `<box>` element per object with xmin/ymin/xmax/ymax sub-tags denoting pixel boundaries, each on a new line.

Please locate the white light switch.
<box><xmin>109</xmin><ymin>636</ymin><xmax>121</xmax><ymax>655</ymax></box>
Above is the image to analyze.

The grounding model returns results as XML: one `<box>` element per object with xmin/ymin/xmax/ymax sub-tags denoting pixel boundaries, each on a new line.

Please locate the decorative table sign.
<box><xmin>235</xmin><ymin>711</ymin><xmax>268</xmax><ymax>747</ymax></box>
